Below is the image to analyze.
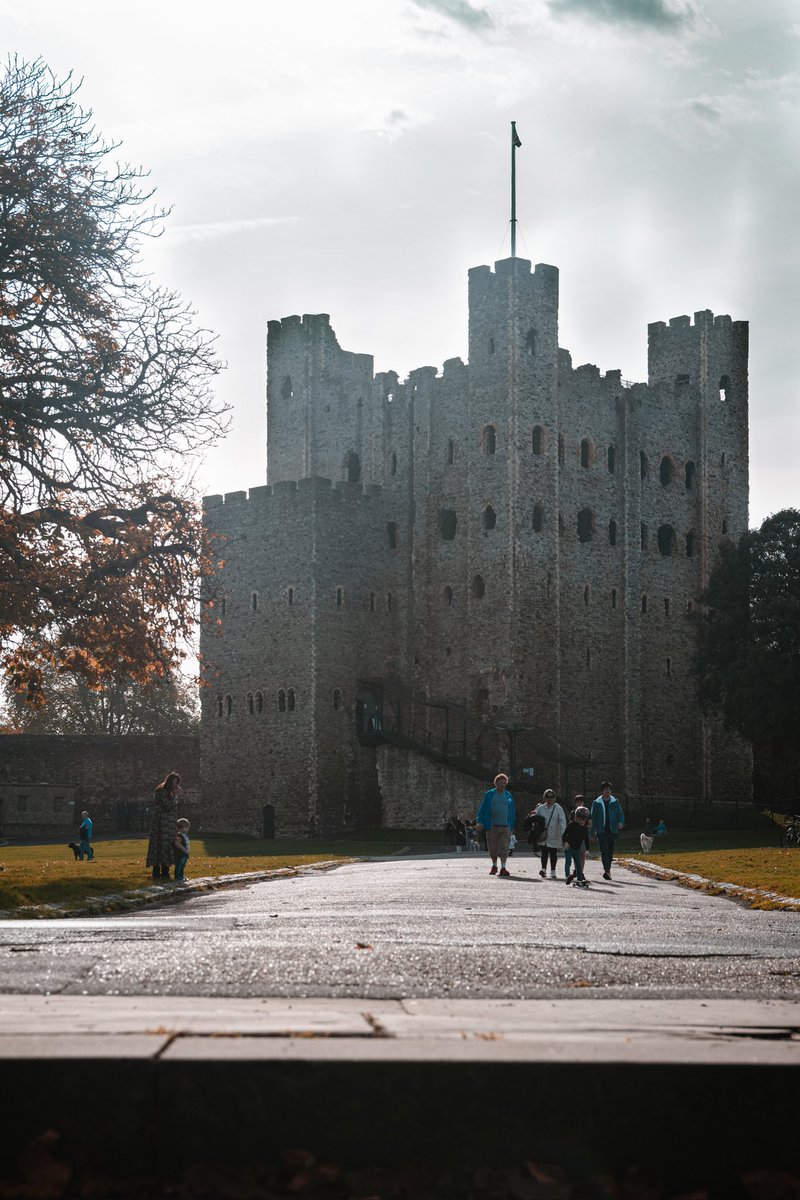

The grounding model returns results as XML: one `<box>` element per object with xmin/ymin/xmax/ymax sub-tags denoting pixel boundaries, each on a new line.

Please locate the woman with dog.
<box><xmin>146</xmin><ymin>772</ymin><xmax>181</xmax><ymax>881</ymax></box>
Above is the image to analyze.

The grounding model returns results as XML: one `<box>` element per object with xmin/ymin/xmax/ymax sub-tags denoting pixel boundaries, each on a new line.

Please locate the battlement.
<box><xmin>203</xmin><ymin>476</ymin><xmax>384</xmax><ymax>517</ymax></box>
<box><xmin>648</xmin><ymin>310</ymin><xmax>745</xmax><ymax>336</ymax></box>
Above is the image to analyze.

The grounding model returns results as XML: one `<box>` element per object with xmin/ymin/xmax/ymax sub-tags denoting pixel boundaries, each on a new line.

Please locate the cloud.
<box><xmin>361</xmin><ymin>107</ymin><xmax>433</xmax><ymax>140</ymax></box>
<box><xmin>165</xmin><ymin>216</ymin><xmax>301</xmax><ymax>245</ymax></box>
<box><xmin>546</xmin><ymin>0</ymin><xmax>695</xmax><ymax>31</ymax></box>
<box><xmin>411</xmin><ymin>0</ymin><xmax>493</xmax><ymax>31</ymax></box>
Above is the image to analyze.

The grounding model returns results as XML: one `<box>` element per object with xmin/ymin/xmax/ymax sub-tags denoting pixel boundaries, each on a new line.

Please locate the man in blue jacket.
<box><xmin>591</xmin><ymin>782</ymin><xmax>624</xmax><ymax>880</ymax></box>
<box><xmin>476</xmin><ymin>774</ymin><xmax>516</xmax><ymax>878</ymax></box>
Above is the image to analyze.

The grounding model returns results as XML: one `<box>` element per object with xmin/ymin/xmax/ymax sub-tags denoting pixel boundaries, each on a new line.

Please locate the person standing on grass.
<box><xmin>476</xmin><ymin>773</ymin><xmax>516</xmax><ymax>878</ymax></box>
<box><xmin>78</xmin><ymin>811</ymin><xmax>94</xmax><ymax>861</ymax></box>
<box><xmin>173</xmin><ymin>818</ymin><xmax>191</xmax><ymax>883</ymax></box>
<box><xmin>535</xmin><ymin>789</ymin><xmax>567</xmax><ymax>879</ymax></box>
<box><xmin>591</xmin><ymin>781</ymin><xmax>625</xmax><ymax>880</ymax></box>
<box><xmin>146</xmin><ymin>772</ymin><xmax>181</xmax><ymax>881</ymax></box>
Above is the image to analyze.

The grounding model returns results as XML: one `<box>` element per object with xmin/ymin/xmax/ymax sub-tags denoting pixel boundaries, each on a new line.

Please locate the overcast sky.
<box><xmin>2</xmin><ymin>0</ymin><xmax>798</xmax><ymax>525</ymax></box>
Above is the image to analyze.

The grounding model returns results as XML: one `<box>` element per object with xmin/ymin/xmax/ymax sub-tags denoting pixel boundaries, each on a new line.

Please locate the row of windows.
<box><xmin>215</xmin><ymin>590</ymin><xmax>394</xmax><ymax>615</ymax></box>
<box><xmin>216</xmin><ymin>689</ymin><xmax>346</xmax><ymax>718</ymax></box>
<box><xmin>439</xmin><ymin>505</ymin><xmax>716</xmax><ymax>555</ymax></box>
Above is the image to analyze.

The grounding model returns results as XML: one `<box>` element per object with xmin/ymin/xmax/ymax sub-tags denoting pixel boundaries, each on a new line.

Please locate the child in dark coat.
<box><xmin>563</xmin><ymin>806</ymin><xmax>591</xmax><ymax>887</ymax></box>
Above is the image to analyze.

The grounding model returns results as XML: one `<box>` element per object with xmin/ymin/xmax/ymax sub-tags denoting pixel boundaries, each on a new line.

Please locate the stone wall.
<box><xmin>0</xmin><ymin>735</ymin><xmax>199</xmax><ymax>838</ymax></box>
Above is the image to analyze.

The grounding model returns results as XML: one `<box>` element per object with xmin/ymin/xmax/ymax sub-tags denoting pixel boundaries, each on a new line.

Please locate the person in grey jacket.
<box><xmin>591</xmin><ymin>781</ymin><xmax>625</xmax><ymax>880</ymax></box>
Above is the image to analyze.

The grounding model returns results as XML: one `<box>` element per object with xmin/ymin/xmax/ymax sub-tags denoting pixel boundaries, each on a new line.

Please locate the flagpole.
<box><xmin>511</xmin><ymin>120</ymin><xmax>518</xmax><ymax>258</ymax></box>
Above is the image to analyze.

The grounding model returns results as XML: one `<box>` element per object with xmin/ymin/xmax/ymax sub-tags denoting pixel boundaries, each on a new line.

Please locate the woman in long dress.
<box><xmin>146</xmin><ymin>772</ymin><xmax>181</xmax><ymax>880</ymax></box>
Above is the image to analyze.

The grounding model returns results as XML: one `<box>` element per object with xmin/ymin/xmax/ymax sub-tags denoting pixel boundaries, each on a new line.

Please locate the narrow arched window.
<box><xmin>278</xmin><ymin>690</ymin><xmax>286</xmax><ymax>713</ymax></box>
<box><xmin>256</xmin><ymin>691</ymin><xmax>264</xmax><ymax>714</ymax></box>
<box><xmin>216</xmin><ymin>696</ymin><xmax>223</xmax><ymax>718</ymax></box>
<box><xmin>611</xmin><ymin>588</ymin><xmax>617</xmax><ymax>609</ymax></box>
<box><xmin>722</xmin><ymin>519</ymin><xmax>728</xmax><ymax>536</ymax></box>
<box><xmin>386</xmin><ymin>521</ymin><xmax>398</xmax><ymax>549</ymax></box>
<box><xmin>686</xmin><ymin>531</ymin><xmax>695</xmax><ymax>558</ymax></box>
<box><xmin>685</xmin><ymin>461</ymin><xmax>696</xmax><ymax>491</ymax></box>
<box><xmin>472</xmin><ymin>575</ymin><xmax>485</xmax><ymax>599</ymax></box>
<box><xmin>251</xmin><ymin>591</ymin><xmax>259</xmax><ymax>612</ymax></box>
<box><xmin>439</xmin><ymin>509</ymin><xmax>457</xmax><ymax>540</ymax></box>
<box><xmin>220</xmin><ymin>598</ymin><xmax>227</xmax><ymax>616</ymax></box>
<box><xmin>719</xmin><ymin>374</ymin><xmax>730</xmax><ymax>402</ymax></box>
<box><xmin>607</xmin><ymin>445</ymin><xmax>616</xmax><ymax>474</ymax></box>
<box><xmin>488</xmin><ymin>337</ymin><xmax>495</xmax><ymax>355</ymax></box>
<box><xmin>443</xmin><ymin>585</ymin><xmax>453</xmax><ymax>606</ymax></box>
<box><xmin>666</xmin><ymin>657</ymin><xmax>672</xmax><ymax>677</ymax></box>
<box><xmin>386</xmin><ymin>592</ymin><xmax>392</xmax><ymax>612</ymax></box>
<box><xmin>288</xmin><ymin>587</ymin><xmax>294</xmax><ymax>606</ymax></box>
<box><xmin>281</xmin><ymin>375</ymin><xmax>293</xmax><ymax>400</ymax></box>
<box><xmin>580</xmin><ymin>439</ymin><xmax>593</xmax><ymax>468</ymax></box>
<box><xmin>532</xmin><ymin>504</ymin><xmax>543</xmax><ymax>533</ymax></box>
<box><xmin>558</xmin><ymin>434</ymin><xmax>565</xmax><ymax>466</ymax></box>
<box><xmin>660</xmin><ymin>456</ymin><xmax>674</xmax><ymax>486</ymax></box>
<box><xmin>641</xmin><ymin>523</ymin><xmax>648</xmax><ymax>551</ymax></box>
<box><xmin>640</xmin><ymin>451</ymin><xmax>648</xmax><ymax>480</ymax></box>
<box><xmin>345</xmin><ymin>451</ymin><xmax>361</xmax><ymax>483</ymax></box>
<box><xmin>658</xmin><ymin>525</ymin><xmax>677</xmax><ymax>557</ymax></box>
<box><xmin>225</xmin><ymin>694</ymin><xmax>232</xmax><ymax>717</ymax></box>
<box><xmin>482</xmin><ymin>424</ymin><xmax>496</xmax><ymax>455</ymax></box>
<box><xmin>577</xmin><ymin>509</ymin><xmax>594</xmax><ymax>543</ymax></box>
<box><xmin>336</xmin><ymin>587</ymin><xmax>343</xmax><ymax>608</ymax></box>
<box><xmin>332</xmin><ymin>689</ymin><xmax>342</xmax><ymax>711</ymax></box>
<box><xmin>525</xmin><ymin>328</ymin><xmax>536</xmax><ymax>356</ymax></box>
<box><xmin>483</xmin><ymin>505</ymin><xmax>496</xmax><ymax>531</ymax></box>
<box><xmin>287</xmin><ymin>688</ymin><xmax>296</xmax><ymax>712</ymax></box>
<box><xmin>369</xmin><ymin>592</ymin><xmax>376</xmax><ymax>612</ymax></box>
<box><xmin>664</xmin><ymin>598</ymin><xmax>671</xmax><ymax>617</ymax></box>
<box><xmin>641</xmin><ymin>595</ymin><xmax>648</xmax><ymax>614</ymax></box>
<box><xmin>447</xmin><ymin>438</ymin><xmax>455</xmax><ymax>465</ymax></box>
<box><xmin>390</xmin><ymin>451</ymin><xmax>397</xmax><ymax>476</ymax></box>
<box><xmin>609</xmin><ymin>519</ymin><xmax>617</xmax><ymax>547</ymax></box>
<box><xmin>583</xmin><ymin>585</ymin><xmax>590</xmax><ymax>606</ymax></box>
<box><xmin>586</xmin><ymin>647</ymin><xmax>591</xmax><ymax>670</ymax></box>
<box><xmin>247</xmin><ymin>692</ymin><xmax>254</xmax><ymax>715</ymax></box>
<box><xmin>532</xmin><ymin>426</ymin><xmax>544</xmax><ymax>455</ymax></box>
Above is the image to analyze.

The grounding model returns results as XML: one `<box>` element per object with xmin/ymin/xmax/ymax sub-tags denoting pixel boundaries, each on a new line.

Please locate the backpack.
<box><xmin>524</xmin><ymin>812</ymin><xmax>546</xmax><ymax>845</ymax></box>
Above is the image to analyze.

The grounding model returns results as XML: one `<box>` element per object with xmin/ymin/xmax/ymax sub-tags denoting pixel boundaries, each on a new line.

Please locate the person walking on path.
<box><xmin>591</xmin><ymin>781</ymin><xmax>625</xmax><ymax>880</ymax></box>
<box><xmin>146</xmin><ymin>772</ymin><xmax>181</xmax><ymax>881</ymax></box>
<box><xmin>563</xmin><ymin>805</ymin><xmax>591</xmax><ymax>887</ymax></box>
<box><xmin>78</xmin><ymin>811</ymin><xmax>94</xmax><ymax>861</ymax></box>
<box><xmin>535</xmin><ymin>789</ymin><xmax>567</xmax><ymax>878</ymax></box>
<box><xmin>476</xmin><ymin>773</ymin><xmax>516</xmax><ymax>878</ymax></box>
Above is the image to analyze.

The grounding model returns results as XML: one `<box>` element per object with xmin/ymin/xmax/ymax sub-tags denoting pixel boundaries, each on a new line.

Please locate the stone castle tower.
<box><xmin>200</xmin><ymin>255</ymin><xmax>751</xmax><ymax>836</ymax></box>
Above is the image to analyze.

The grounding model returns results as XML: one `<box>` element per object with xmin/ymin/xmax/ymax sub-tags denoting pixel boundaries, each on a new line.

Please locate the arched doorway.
<box><xmin>262</xmin><ymin>804</ymin><xmax>275</xmax><ymax>840</ymax></box>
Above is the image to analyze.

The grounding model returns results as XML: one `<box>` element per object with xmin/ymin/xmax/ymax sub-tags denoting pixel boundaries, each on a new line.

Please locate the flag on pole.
<box><xmin>512</xmin><ymin>124</ymin><xmax>522</xmax><ymax>148</ymax></box>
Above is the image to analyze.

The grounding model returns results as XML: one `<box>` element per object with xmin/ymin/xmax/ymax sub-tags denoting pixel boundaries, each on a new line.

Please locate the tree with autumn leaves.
<box><xmin>0</xmin><ymin>57</ymin><xmax>228</xmax><ymax>708</ymax></box>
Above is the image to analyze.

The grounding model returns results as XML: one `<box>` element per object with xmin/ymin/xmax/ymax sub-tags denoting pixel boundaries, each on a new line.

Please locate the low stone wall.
<box><xmin>0</xmin><ymin>734</ymin><xmax>200</xmax><ymax>838</ymax></box>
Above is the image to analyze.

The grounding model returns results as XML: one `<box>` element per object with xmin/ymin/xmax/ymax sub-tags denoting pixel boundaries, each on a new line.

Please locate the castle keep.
<box><xmin>200</xmin><ymin>255</ymin><xmax>751</xmax><ymax>836</ymax></box>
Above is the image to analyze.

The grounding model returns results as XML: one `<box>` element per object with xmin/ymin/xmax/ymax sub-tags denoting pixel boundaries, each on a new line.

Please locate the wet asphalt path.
<box><xmin>0</xmin><ymin>852</ymin><xmax>798</xmax><ymax>1000</ymax></box>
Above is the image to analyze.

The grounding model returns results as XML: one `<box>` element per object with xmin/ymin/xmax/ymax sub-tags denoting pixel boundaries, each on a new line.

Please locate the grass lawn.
<box><xmin>616</xmin><ymin>820</ymin><xmax>800</xmax><ymax>902</ymax></box>
<box><xmin>0</xmin><ymin>829</ymin><xmax>431</xmax><ymax>916</ymax></box>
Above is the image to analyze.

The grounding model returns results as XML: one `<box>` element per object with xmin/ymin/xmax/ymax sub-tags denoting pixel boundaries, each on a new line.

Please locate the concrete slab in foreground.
<box><xmin>1</xmin><ymin>994</ymin><xmax>798</xmax><ymax>1186</ymax></box>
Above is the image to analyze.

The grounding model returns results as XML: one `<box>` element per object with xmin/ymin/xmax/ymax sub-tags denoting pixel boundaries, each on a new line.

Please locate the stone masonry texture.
<box><xmin>200</xmin><ymin>257</ymin><xmax>751</xmax><ymax>836</ymax></box>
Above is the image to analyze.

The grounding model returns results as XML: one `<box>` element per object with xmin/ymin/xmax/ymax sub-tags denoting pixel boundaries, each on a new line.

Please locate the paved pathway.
<box><xmin>1</xmin><ymin>852</ymin><xmax>798</xmax><ymax>999</ymax></box>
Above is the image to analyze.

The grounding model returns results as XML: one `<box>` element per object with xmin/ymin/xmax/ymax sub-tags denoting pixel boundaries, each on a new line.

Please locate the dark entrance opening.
<box><xmin>262</xmin><ymin>804</ymin><xmax>275</xmax><ymax>840</ymax></box>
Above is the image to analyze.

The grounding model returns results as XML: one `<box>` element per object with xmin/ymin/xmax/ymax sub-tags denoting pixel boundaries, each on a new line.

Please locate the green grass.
<box><xmin>0</xmin><ymin>831</ymin><xmax>417</xmax><ymax>916</ymax></box>
<box><xmin>618</xmin><ymin>821</ymin><xmax>800</xmax><ymax>903</ymax></box>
